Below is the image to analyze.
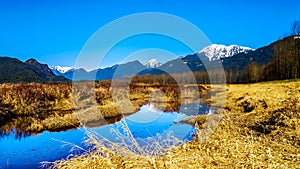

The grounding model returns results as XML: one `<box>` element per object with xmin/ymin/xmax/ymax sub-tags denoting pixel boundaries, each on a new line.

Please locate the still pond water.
<box><xmin>0</xmin><ymin>103</ymin><xmax>213</xmax><ymax>169</ymax></box>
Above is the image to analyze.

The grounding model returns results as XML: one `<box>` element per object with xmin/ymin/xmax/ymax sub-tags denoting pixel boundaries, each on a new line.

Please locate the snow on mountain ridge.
<box><xmin>49</xmin><ymin>66</ymin><xmax>73</xmax><ymax>74</ymax></box>
<box><xmin>199</xmin><ymin>44</ymin><xmax>254</xmax><ymax>61</ymax></box>
<box><xmin>142</xmin><ymin>59</ymin><xmax>162</xmax><ymax>68</ymax></box>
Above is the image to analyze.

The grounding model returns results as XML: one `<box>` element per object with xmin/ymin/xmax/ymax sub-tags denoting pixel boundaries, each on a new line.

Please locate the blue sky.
<box><xmin>0</xmin><ymin>0</ymin><xmax>300</xmax><ymax>68</ymax></box>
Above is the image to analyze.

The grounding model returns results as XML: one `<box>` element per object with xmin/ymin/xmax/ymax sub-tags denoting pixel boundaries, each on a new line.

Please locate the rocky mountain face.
<box><xmin>49</xmin><ymin>66</ymin><xmax>73</xmax><ymax>76</ymax></box>
<box><xmin>142</xmin><ymin>59</ymin><xmax>162</xmax><ymax>68</ymax></box>
<box><xmin>198</xmin><ymin>44</ymin><xmax>254</xmax><ymax>61</ymax></box>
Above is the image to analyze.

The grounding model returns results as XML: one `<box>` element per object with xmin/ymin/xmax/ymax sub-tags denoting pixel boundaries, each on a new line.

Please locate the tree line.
<box><xmin>131</xmin><ymin>39</ymin><xmax>299</xmax><ymax>84</ymax></box>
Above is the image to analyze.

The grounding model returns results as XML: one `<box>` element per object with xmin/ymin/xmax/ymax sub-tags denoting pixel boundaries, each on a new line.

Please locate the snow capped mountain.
<box><xmin>49</xmin><ymin>66</ymin><xmax>73</xmax><ymax>75</ymax></box>
<box><xmin>198</xmin><ymin>44</ymin><xmax>254</xmax><ymax>61</ymax></box>
<box><xmin>142</xmin><ymin>59</ymin><xmax>162</xmax><ymax>68</ymax></box>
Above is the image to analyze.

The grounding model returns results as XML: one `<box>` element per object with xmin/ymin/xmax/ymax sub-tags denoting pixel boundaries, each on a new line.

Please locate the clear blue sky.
<box><xmin>1</xmin><ymin>0</ymin><xmax>300</xmax><ymax>68</ymax></box>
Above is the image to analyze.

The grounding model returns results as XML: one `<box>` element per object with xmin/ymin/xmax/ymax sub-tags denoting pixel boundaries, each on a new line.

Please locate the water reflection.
<box><xmin>150</xmin><ymin>100</ymin><xmax>212</xmax><ymax>115</ymax></box>
<box><xmin>0</xmin><ymin>127</ymin><xmax>31</xmax><ymax>140</ymax></box>
<box><xmin>0</xmin><ymin>115</ymin><xmax>123</xmax><ymax>139</ymax></box>
<box><xmin>0</xmin><ymin>128</ymin><xmax>87</xmax><ymax>169</ymax></box>
<box><xmin>83</xmin><ymin>115</ymin><xmax>123</xmax><ymax>128</ymax></box>
<box><xmin>0</xmin><ymin>103</ymin><xmax>214</xmax><ymax>168</ymax></box>
<box><xmin>87</xmin><ymin>103</ymin><xmax>213</xmax><ymax>156</ymax></box>
<box><xmin>179</xmin><ymin>103</ymin><xmax>212</xmax><ymax>116</ymax></box>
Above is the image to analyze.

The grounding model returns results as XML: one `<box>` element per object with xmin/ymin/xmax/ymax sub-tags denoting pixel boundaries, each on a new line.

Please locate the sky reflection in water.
<box><xmin>0</xmin><ymin>103</ymin><xmax>212</xmax><ymax>169</ymax></box>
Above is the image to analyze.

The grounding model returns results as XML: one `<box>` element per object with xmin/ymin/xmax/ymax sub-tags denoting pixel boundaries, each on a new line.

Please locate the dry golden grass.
<box><xmin>0</xmin><ymin>83</ymin><xmax>78</xmax><ymax>135</ymax></box>
<box><xmin>53</xmin><ymin>80</ymin><xmax>300</xmax><ymax>169</ymax></box>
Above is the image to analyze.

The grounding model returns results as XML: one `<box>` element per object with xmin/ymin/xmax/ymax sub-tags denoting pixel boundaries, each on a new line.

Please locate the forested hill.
<box><xmin>226</xmin><ymin>35</ymin><xmax>300</xmax><ymax>83</ymax></box>
<box><xmin>0</xmin><ymin>57</ymin><xmax>69</xmax><ymax>83</ymax></box>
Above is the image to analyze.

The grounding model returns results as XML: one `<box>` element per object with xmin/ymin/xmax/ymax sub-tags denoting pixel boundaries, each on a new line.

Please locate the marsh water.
<box><xmin>0</xmin><ymin>103</ymin><xmax>213</xmax><ymax>169</ymax></box>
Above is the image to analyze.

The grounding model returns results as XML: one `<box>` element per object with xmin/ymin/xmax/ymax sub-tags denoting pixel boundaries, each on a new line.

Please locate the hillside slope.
<box><xmin>0</xmin><ymin>57</ymin><xmax>69</xmax><ymax>83</ymax></box>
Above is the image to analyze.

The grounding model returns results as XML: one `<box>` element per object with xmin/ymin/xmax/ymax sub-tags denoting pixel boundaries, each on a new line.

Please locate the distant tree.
<box><xmin>241</xmin><ymin>61</ymin><xmax>261</xmax><ymax>83</ymax></box>
<box><xmin>290</xmin><ymin>20</ymin><xmax>300</xmax><ymax>35</ymax></box>
<box><xmin>272</xmin><ymin>36</ymin><xmax>300</xmax><ymax>80</ymax></box>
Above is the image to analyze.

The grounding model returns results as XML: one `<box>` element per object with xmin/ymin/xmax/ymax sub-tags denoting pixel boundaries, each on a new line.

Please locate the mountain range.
<box><xmin>49</xmin><ymin>44</ymin><xmax>257</xmax><ymax>81</ymax></box>
<box><xmin>49</xmin><ymin>59</ymin><xmax>163</xmax><ymax>81</ymax></box>
<box><xmin>51</xmin><ymin>60</ymin><xmax>147</xmax><ymax>81</ymax></box>
<box><xmin>0</xmin><ymin>38</ymin><xmax>285</xmax><ymax>83</ymax></box>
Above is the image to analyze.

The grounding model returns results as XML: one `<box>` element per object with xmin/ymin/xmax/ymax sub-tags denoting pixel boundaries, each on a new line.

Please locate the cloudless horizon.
<box><xmin>1</xmin><ymin>0</ymin><xmax>300</xmax><ymax>68</ymax></box>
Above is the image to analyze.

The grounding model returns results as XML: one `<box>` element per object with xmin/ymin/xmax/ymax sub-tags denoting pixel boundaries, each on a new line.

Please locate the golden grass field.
<box><xmin>52</xmin><ymin>80</ymin><xmax>300</xmax><ymax>169</ymax></box>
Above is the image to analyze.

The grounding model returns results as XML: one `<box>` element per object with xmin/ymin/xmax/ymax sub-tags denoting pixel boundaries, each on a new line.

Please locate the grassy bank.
<box><xmin>0</xmin><ymin>83</ymin><xmax>78</xmax><ymax>135</ymax></box>
<box><xmin>53</xmin><ymin>80</ymin><xmax>300</xmax><ymax>168</ymax></box>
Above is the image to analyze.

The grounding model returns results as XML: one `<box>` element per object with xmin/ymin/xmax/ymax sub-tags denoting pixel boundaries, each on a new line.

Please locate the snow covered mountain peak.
<box><xmin>49</xmin><ymin>66</ymin><xmax>73</xmax><ymax>74</ymax></box>
<box><xmin>199</xmin><ymin>44</ymin><xmax>254</xmax><ymax>61</ymax></box>
<box><xmin>142</xmin><ymin>59</ymin><xmax>162</xmax><ymax>68</ymax></box>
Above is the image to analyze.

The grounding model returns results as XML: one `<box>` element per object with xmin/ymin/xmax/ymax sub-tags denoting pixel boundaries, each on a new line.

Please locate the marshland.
<box><xmin>0</xmin><ymin>81</ymin><xmax>209</xmax><ymax>136</ymax></box>
<box><xmin>0</xmin><ymin>79</ymin><xmax>299</xmax><ymax>168</ymax></box>
<box><xmin>0</xmin><ymin>79</ymin><xmax>212</xmax><ymax>168</ymax></box>
<box><xmin>54</xmin><ymin>79</ymin><xmax>300</xmax><ymax>168</ymax></box>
